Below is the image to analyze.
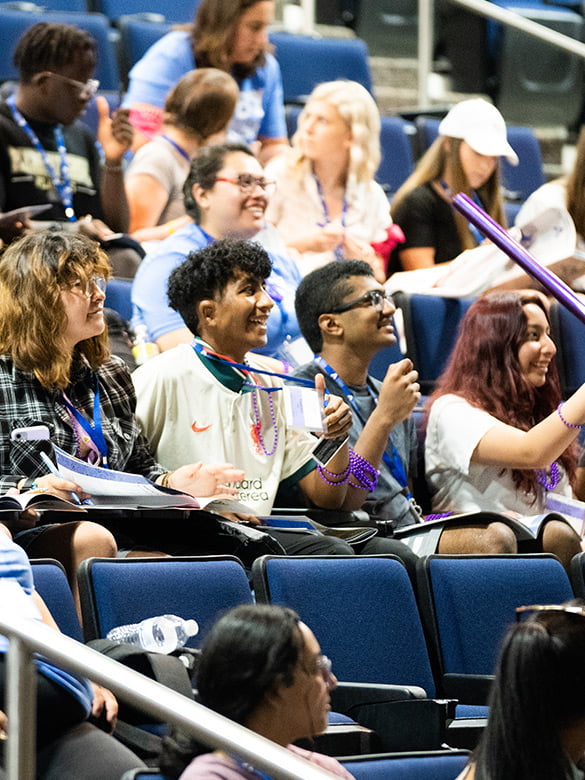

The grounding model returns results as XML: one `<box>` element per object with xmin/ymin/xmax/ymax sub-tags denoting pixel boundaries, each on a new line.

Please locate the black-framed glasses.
<box><xmin>331</xmin><ymin>289</ymin><xmax>395</xmax><ymax>314</ymax></box>
<box><xmin>42</xmin><ymin>72</ymin><xmax>100</xmax><ymax>99</ymax></box>
<box><xmin>214</xmin><ymin>174</ymin><xmax>276</xmax><ymax>195</ymax></box>
<box><xmin>516</xmin><ymin>603</ymin><xmax>585</xmax><ymax>622</ymax></box>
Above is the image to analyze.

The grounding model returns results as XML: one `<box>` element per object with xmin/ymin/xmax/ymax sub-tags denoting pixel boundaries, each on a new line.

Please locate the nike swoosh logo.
<box><xmin>191</xmin><ymin>421</ymin><xmax>213</xmax><ymax>433</ymax></box>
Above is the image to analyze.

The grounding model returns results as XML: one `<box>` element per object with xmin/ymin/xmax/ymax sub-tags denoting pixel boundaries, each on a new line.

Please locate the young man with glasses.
<box><xmin>293</xmin><ymin>260</ymin><xmax>518</xmax><ymax>556</ymax></box>
<box><xmin>0</xmin><ymin>22</ymin><xmax>139</xmax><ymax>276</ymax></box>
<box><xmin>131</xmin><ymin>142</ymin><xmax>303</xmax><ymax>361</ymax></box>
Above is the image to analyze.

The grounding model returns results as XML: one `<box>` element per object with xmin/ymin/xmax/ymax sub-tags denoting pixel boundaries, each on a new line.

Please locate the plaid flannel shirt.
<box><xmin>0</xmin><ymin>354</ymin><xmax>164</xmax><ymax>490</ymax></box>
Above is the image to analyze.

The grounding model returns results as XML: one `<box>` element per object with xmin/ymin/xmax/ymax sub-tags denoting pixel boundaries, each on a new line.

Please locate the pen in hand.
<box><xmin>39</xmin><ymin>451</ymin><xmax>83</xmax><ymax>506</ymax></box>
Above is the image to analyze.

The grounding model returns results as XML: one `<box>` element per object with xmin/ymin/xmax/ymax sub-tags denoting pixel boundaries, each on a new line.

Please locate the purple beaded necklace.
<box><xmin>249</xmin><ymin>385</ymin><xmax>279</xmax><ymax>457</ymax></box>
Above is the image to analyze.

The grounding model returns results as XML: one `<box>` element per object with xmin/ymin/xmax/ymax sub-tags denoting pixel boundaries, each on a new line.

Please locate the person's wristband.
<box><xmin>103</xmin><ymin>161</ymin><xmax>123</xmax><ymax>172</ymax></box>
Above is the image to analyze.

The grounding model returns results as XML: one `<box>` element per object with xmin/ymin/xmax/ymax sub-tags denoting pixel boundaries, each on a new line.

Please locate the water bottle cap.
<box><xmin>185</xmin><ymin>619</ymin><xmax>199</xmax><ymax>637</ymax></box>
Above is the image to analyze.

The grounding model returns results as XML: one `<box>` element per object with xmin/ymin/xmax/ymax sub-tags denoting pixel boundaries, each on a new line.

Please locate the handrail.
<box><xmin>0</xmin><ymin>615</ymin><xmax>338</xmax><ymax>780</ymax></box>
<box><xmin>418</xmin><ymin>0</ymin><xmax>585</xmax><ymax>105</ymax></box>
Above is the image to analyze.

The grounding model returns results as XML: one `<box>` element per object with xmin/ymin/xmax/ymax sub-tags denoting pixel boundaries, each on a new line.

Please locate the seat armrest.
<box><xmin>332</xmin><ymin>683</ymin><xmax>455</xmax><ymax>751</ymax></box>
<box><xmin>443</xmin><ymin>674</ymin><xmax>494</xmax><ymax>705</ymax></box>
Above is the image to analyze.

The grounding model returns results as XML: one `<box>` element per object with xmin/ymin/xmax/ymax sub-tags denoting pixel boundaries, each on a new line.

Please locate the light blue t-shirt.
<box><xmin>123</xmin><ymin>30</ymin><xmax>286</xmax><ymax>145</ymax></box>
<box><xmin>131</xmin><ymin>223</ymin><xmax>303</xmax><ymax>360</ymax></box>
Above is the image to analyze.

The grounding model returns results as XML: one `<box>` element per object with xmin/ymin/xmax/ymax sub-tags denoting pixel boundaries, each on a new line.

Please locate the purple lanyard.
<box><xmin>7</xmin><ymin>94</ymin><xmax>76</xmax><ymax>221</ymax></box>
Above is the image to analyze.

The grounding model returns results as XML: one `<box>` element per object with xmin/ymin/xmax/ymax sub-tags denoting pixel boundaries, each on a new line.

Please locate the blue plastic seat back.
<box><xmin>425</xmin><ymin>555</ymin><xmax>573</xmax><ymax>676</ymax></box>
<box><xmin>501</xmin><ymin>126</ymin><xmax>545</xmax><ymax>203</ymax></box>
<box><xmin>269</xmin><ymin>32</ymin><xmax>372</xmax><ymax>104</ymax></box>
<box><xmin>105</xmin><ymin>278</ymin><xmax>133</xmax><ymax>321</ymax></box>
<box><xmin>252</xmin><ymin>555</ymin><xmax>437</xmax><ymax>695</ymax></box>
<box><xmin>342</xmin><ymin>751</ymin><xmax>470</xmax><ymax>779</ymax></box>
<box><xmin>378</xmin><ymin>116</ymin><xmax>415</xmax><ymax>200</ymax></box>
<box><xmin>117</xmin><ymin>14</ymin><xmax>172</xmax><ymax>80</ymax></box>
<box><xmin>395</xmin><ymin>293</ymin><xmax>475</xmax><ymax>391</ymax></box>
<box><xmin>79</xmin><ymin>556</ymin><xmax>253</xmax><ymax>646</ymax></box>
<box><xmin>550</xmin><ymin>302</ymin><xmax>585</xmax><ymax>397</ymax></box>
<box><xmin>31</xmin><ymin>559</ymin><xmax>84</xmax><ymax>642</ymax></box>
<box><xmin>0</xmin><ymin>8</ymin><xmax>120</xmax><ymax>90</ymax></box>
<box><xmin>95</xmin><ymin>0</ymin><xmax>198</xmax><ymax>23</ymax></box>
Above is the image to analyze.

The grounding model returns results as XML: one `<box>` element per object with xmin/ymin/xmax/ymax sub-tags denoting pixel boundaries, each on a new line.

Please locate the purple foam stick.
<box><xmin>452</xmin><ymin>193</ymin><xmax>585</xmax><ymax>325</ymax></box>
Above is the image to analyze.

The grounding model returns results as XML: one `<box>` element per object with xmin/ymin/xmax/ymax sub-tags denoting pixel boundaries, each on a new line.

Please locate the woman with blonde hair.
<box><xmin>126</xmin><ymin>68</ymin><xmax>238</xmax><ymax>243</ymax></box>
<box><xmin>388</xmin><ymin>98</ymin><xmax>516</xmax><ymax>275</ymax></box>
<box><xmin>265</xmin><ymin>80</ymin><xmax>393</xmax><ymax>280</ymax></box>
<box><xmin>123</xmin><ymin>0</ymin><xmax>288</xmax><ymax>162</ymax></box>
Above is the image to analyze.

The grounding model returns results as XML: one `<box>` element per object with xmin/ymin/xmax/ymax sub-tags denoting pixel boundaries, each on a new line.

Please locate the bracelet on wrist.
<box><xmin>157</xmin><ymin>471</ymin><xmax>172</xmax><ymax>488</ymax></box>
<box><xmin>557</xmin><ymin>402</ymin><xmax>585</xmax><ymax>430</ymax></box>
<box><xmin>103</xmin><ymin>161</ymin><xmax>123</xmax><ymax>172</ymax></box>
<box><xmin>317</xmin><ymin>461</ymin><xmax>351</xmax><ymax>486</ymax></box>
<box><xmin>348</xmin><ymin>450</ymin><xmax>379</xmax><ymax>491</ymax></box>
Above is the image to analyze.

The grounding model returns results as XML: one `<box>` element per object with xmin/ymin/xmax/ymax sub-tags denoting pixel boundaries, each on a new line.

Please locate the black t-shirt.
<box><xmin>388</xmin><ymin>181</ymin><xmax>463</xmax><ymax>274</ymax></box>
<box><xmin>0</xmin><ymin>99</ymin><xmax>103</xmax><ymax>221</ymax></box>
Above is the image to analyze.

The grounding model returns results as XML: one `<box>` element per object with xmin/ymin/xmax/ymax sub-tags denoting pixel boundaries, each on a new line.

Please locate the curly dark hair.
<box><xmin>167</xmin><ymin>238</ymin><xmax>272</xmax><ymax>335</ymax></box>
<box><xmin>13</xmin><ymin>22</ymin><xmax>96</xmax><ymax>83</ymax></box>
<box><xmin>295</xmin><ymin>259</ymin><xmax>375</xmax><ymax>352</ymax></box>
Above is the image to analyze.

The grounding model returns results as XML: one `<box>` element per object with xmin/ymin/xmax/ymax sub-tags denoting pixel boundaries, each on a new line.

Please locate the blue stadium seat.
<box><xmin>252</xmin><ymin>554</ymin><xmax>487</xmax><ymax>748</ymax></box>
<box><xmin>549</xmin><ymin>300</ymin><xmax>585</xmax><ymax>398</ymax></box>
<box><xmin>268</xmin><ymin>32</ymin><xmax>372</xmax><ymax>104</ymax></box>
<box><xmin>342</xmin><ymin>750</ymin><xmax>471</xmax><ymax>779</ymax></box>
<box><xmin>417</xmin><ymin>554</ymin><xmax>574</xmax><ymax>704</ymax></box>
<box><xmin>78</xmin><ymin>556</ymin><xmax>253</xmax><ymax>645</ymax></box>
<box><xmin>117</xmin><ymin>15</ymin><xmax>171</xmax><ymax>84</ymax></box>
<box><xmin>377</xmin><ymin>116</ymin><xmax>415</xmax><ymax>201</ymax></box>
<box><xmin>0</xmin><ymin>7</ymin><xmax>121</xmax><ymax>90</ymax></box>
<box><xmin>393</xmin><ymin>292</ymin><xmax>475</xmax><ymax>395</ymax></box>
<box><xmin>31</xmin><ymin>558</ymin><xmax>84</xmax><ymax>642</ymax></box>
<box><xmin>105</xmin><ymin>278</ymin><xmax>133</xmax><ymax>322</ymax></box>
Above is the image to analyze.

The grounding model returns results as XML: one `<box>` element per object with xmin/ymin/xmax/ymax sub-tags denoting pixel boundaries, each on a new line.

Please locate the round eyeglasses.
<box><xmin>214</xmin><ymin>174</ymin><xmax>276</xmax><ymax>195</ymax></box>
<box><xmin>331</xmin><ymin>289</ymin><xmax>395</xmax><ymax>314</ymax></box>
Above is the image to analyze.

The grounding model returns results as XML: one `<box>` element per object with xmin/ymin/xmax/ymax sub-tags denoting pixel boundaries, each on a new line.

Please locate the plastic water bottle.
<box><xmin>106</xmin><ymin>614</ymin><xmax>199</xmax><ymax>654</ymax></box>
<box><xmin>131</xmin><ymin>324</ymin><xmax>159</xmax><ymax>366</ymax></box>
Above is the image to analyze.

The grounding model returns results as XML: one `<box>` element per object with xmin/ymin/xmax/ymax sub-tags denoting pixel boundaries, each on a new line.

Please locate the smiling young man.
<box><xmin>131</xmin><ymin>142</ymin><xmax>302</xmax><ymax>359</ymax></box>
<box><xmin>132</xmin><ymin>241</ymin><xmax>422</xmax><ymax>565</ymax></box>
<box><xmin>293</xmin><ymin>260</ymin><xmax>521</xmax><ymax>558</ymax></box>
<box><xmin>0</xmin><ymin>22</ymin><xmax>139</xmax><ymax>275</ymax></box>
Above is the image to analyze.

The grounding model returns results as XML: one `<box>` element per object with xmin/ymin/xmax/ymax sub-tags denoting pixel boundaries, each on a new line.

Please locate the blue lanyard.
<box><xmin>313</xmin><ymin>356</ymin><xmax>411</xmax><ymax>495</ymax></box>
<box><xmin>313</xmin><ymin>173</ymin><xmax>347</xmax><ymax>261</ymax></box>
<box><xmin>7</xmin><ymin>94</ymin><xmax>76</xmax><ymax>222</ymax></box>
<box><xmin>62</xmin><ymin>375</ymin><xmax>109</xmax><ymax>467</ymax></box>
<box><xmin>161</xmin><ymin>134</ymin><xmax>191</xmax><ymax>163</ymax></box>
<box><xmin>192</xmin><ymin>340</ymin><xmax>314</xmax><ymax>389</ymax></box>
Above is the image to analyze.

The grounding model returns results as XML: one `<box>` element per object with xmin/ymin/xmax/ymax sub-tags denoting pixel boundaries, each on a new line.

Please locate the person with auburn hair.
<box><xmin>425</xmin><ymin>291</ymin><xmax>583</xmax><ymax>569</ymax></box>
<box><xmin>123</xmin><ymin>0</ymin><xmax>288</xmax><ymax>162</ymax></box>
<box><xmin>125</xmin><ymin>68</ymin><xmax>238</xmax><ymax>243</ymax></box>
<box><xmin>0</xmin><ymin>229</ymin><xmax>242</xmax><ymax>595</ymax></box>
<box><xmin>160</xmin><ymin>604</ymin><xmax>354</xmax><ymax>780</ymax></box>
<box><xmin>265</xmin><ymin>80</ymin><xmax>394</xmax><ymax>280</ymax></box>
<box><xmin>456</xmin><ymin>602</ymin><xmax>585</xmax><ymax>780</ymax></box>
<box><xmin>388</xmin><ymin>98</ymin><xmax>516</xmax><ymax>275</ymax></box>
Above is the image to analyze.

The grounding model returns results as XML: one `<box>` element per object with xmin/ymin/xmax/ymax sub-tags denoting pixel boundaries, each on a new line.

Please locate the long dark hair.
<box><xmin>474</xmin><ymin>606</ymin><xmax>585</xmax><ymax>779</ymax></box>
<box><xmin>428</xmin><ymin>291</ymin><xmax>576</xmax><ymax>500</ymax></box>
<box><xmin>160</xmin><ymin>605</ymin><xmax>303</xmax><ymax>778</ymax></box>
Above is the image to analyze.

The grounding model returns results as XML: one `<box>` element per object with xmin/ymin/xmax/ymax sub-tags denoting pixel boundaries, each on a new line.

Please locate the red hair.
<box><xmin>428</xmin><ymin>292</ymin><xmax>576</xmax><ymax>501</ymax></box>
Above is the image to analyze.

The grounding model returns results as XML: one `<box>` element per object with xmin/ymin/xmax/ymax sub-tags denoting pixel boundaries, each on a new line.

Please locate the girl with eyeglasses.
<box><xmin>457</xmin><ymin>602</ymin><xmax>585</xmax><ymax>779</ymax></box>
<box><xmin>160</xmin><ymin>604</ymin><xmax>354</xmax><ymax>780</ymax></box>
<box><xmin>425</xmin><ymin>291</ymin><xmax>583</xmax><ymax>570</ymax></box>
<box><xmin>265</xmin><ymin>80</ymin><xmax>397</xmax><ymax>281</ymax></box>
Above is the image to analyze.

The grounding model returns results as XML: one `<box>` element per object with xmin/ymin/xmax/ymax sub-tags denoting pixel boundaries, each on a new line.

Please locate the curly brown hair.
<box><xmin>0</xmin><ymin>230</ymin><xmax>111</xmax><ymax>389</ymax></box>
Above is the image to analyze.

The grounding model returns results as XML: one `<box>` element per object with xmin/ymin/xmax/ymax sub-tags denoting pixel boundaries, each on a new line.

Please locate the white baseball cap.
<box><xmin>438</xmin><ymin>98</ymin><xmax>519</xmax><ymax>166</ymax></box>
